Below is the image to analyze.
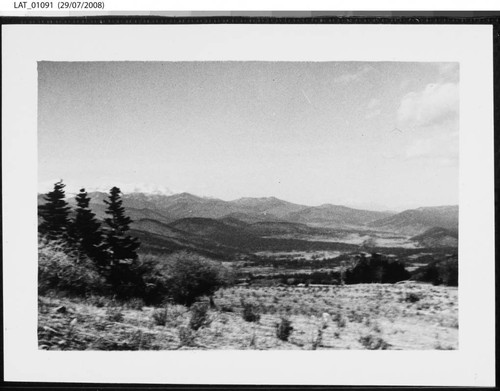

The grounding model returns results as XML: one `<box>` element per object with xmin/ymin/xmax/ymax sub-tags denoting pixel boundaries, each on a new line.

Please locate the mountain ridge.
<box><xmin>39</xmin><ymin>190</ymin><xmax>458</xmax><ymax>233</ymax></box>
<box><xmin>369</xmin><ymin>205</ymin><xmax>458</xmax><ymax>235</ymax></box>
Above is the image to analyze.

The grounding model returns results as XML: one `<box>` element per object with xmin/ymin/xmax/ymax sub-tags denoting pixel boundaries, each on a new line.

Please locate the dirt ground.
<box><xmin>38</xmin><ymin>282</ymin><xmax>458</xmax><ymax>350</ymax></box>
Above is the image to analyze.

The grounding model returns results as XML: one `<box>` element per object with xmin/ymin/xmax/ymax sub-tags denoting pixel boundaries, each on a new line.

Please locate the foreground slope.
<box><xmin>38</xmin><ymin>283</ymin><xmax>458</xmax><ymax>350</ymax></box>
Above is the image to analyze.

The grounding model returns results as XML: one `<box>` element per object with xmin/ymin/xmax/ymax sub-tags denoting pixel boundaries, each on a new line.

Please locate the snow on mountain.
<box><xmin>38</xmin><ymin>179</ymin><xmax>175</xmax><ymax>197</ymax></box>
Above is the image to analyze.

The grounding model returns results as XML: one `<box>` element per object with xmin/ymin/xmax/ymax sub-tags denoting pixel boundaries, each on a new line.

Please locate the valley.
<box><xmin>40</xmin><ymin>191</ymin><xmax>458</xmax><ymax>286</ymax></box>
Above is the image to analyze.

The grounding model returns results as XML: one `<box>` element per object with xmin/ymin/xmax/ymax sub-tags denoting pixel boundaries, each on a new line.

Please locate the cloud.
<box><xmin>333</xmin><ymin>73</ymin><xmax>358</xmax><ymax>83</ymax></box>
<box><xmin>367</xmin><ymin>98</ymin><xmax>380</xmax><ymax>109</ymax></box>
<box><xmin>397</xmin><ymin>82</ymin><xmax>459</xmax><ymax>128</ymax></box>
<box><xmin>399</xmin><ymin>79</ymin><xmax>411</xmax><ymax>90</ymax></box>
<box><xmin>333</xmin><ymin>65</ymin><xmax>372</xmax><ymax>84</ymax></box>
<box><xmin>38</xmin><ymin>179</ymin><xmax>176</xmax><ymax>196</ymax></box>
<box><xmin>365</xmin><ymin>108</ymin><xmax>382</xmax><ymax>119</ymax></box>
<box><xmin>437</xmin><ymin>62</ymin><xmax>459</xmax><ymax>82</ymax></box>
<box><xmin>365</xmin><ymin>98</ymin><xmax>381</xmax><ymax>119</ymax></box>
<box><xmin>403</xmin><ymin>131</ymin><xmax>458</xmax><ymax>164</ymax></box>
<box><xmin>116</xmin><ymin>183</ymin><xmax>175</xmax><ymax>195</ymax></box>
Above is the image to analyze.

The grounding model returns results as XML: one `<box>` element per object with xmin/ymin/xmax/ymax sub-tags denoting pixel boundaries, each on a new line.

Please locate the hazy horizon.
<box><xmin>37</xmin><ymin>180</ymin><xmax>459</xmax><ymax>214</ymax></box>
<box><xmin>38</xmin><ymin>61</ymin><xmax>459</xmax><ymax>212</ymax></box>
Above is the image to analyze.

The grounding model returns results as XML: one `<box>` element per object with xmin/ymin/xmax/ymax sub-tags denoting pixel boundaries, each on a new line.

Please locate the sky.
<box><xmin>38</xmin><ymin>61</ymin><xmax>459</xmax><ymax>211</ymax></box>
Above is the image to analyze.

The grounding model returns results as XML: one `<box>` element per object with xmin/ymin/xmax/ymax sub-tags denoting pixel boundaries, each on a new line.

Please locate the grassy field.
<box><xmin>38</xmin><ymin>282</ymin><xmax>458</xmax><ymax>350</ymax></box>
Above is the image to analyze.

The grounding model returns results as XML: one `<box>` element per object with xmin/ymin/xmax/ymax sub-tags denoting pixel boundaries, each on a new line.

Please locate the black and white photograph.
<box><xmin>37</xmin><ymin>60</ymin><xmax>460</xmax><ymax>351</ymax></box>
<box><xmin>2</xmin><ymin>22</ymin><xmax>495</xmax><ymax>386</ymax></box>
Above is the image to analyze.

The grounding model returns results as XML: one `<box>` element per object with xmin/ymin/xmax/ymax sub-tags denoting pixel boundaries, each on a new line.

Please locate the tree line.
<box><xmin>38</xmin><ymin>180</ymin><xmax>141</xmax><ymax>297</ymax></box>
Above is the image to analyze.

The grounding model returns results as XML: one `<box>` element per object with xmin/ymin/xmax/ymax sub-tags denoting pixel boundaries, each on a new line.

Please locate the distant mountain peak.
<box><xmin>118</xmin><ymin>183</ymin><xmax>175</xmax><ymax>196</ymax></box>
<box><xmin>234</xmin><ymin>196</ymin><xmax>280</xmax><ymax>202</ymax></box>
<box><xmin>415</xmin><ymin>205</ymin><xmax>458</xmax><ymax>211</ymax></box>
<box><xmin>317</xmin><ymin>203</ymin><xmax>347</xmax><ymax>209</ymax></box>
<box><xmin>170</xmin><ymin>192</ymin><xmax>203</xmax><ymax>200</ymax></box>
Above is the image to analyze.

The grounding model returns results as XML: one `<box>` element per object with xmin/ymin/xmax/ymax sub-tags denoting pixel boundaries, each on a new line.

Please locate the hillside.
<box><xmin>76</xmin><ymin>201</ymin><xmax>172</xmax><ymax>225</ymax></box>
<box><xmin>246</xmin><ymin>221</ymin><xmax>326</xmax><ymax>236</ymax></box>
<box><xmin>219</xmin><ymin>212</ymin><xmax>282</xmax><ymax>224</ymax></box>
<box><xmin>129</xmin><ymin>219</ymin><xmax>250</xmax><ymax>260</ymax></box>
<box><xmin>39</xmin><ymin>283</ymin><xmax>458</xmax><ymax>350</ymax></box>
<box><xmin>169</xmin><ymin>217</ymin><xmax>262</xmax><ymax>249</ymax></box>
<box><xmin>369</xmin><ymin>206</ymin><xmax>458</xmax><ymax>235</ymax></box>
<box><xmin>131</xmin><ymin>218</ymin><xmax>200</xmax><ymax>240</ymax></box>
<box><xmin>168</xmin><ymin>217</ymin><xmax>359</xmax><ymax>253</ymax></box>
<box><xmin>285</xmin><ymin>204</ymin><xmax>393</xmax><ymax>227</ymax></box>
<box><xmin>232</xmin><ymin>197</ymin><xmax>307</xmax><ymax>219</ymax></box>
<box><xmin>411</xmin><ymin>227</ymin><xmax>458</xmax><ymax>248</ymax></box>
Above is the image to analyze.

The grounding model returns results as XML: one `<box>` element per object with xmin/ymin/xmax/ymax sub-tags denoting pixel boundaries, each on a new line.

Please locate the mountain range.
<box><xmin>38</xmin><ymin>191</ymin><xmax>459</xmax><ymax>254</ymax></box>
<box><xmin>74</xmin><ymin>192</ymin><xmax>393</xmax><ymax>227</ymax></box>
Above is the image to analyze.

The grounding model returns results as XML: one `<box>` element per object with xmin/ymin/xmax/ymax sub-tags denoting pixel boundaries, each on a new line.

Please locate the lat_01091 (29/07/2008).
<box><xmin>13</xmin><ymin>1</ymin><xmax>105</xmax><ymax>9</ymax></box>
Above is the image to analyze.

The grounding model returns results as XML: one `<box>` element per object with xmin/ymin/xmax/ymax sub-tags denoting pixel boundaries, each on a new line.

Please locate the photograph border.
<box><xmin>1</xmin><ymin>13</ymin><xmax>497</xmax><ymax>388</ymax></box>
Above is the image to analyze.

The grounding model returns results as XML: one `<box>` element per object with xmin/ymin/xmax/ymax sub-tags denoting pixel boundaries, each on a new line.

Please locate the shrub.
<box><xmin>86</xmin><ymin>295</ymin><xmax>111</xmax><ymax>308</ymax></box>
<box><xmin>278</xmin><ymin>271</ymin><xmax>341</xmax><ymax>286</ymax></box>
<box><xmin>151</xmin><ymin>308</ymin><xmax>169</xmax><ymax>326</ymax></box>
<box><xmin>38</xmin><ymin>239</ymin><xmax>105</xmax><ymax>296</ymax></box>
<box><xmin>359</xmin><ymin>334</ymin><xmax>391</xmax><ymax>350</ymax></box>
<box><xmin>219</xmin><ymin>303</ymin><xmax>234</xmax><ymax>313</ymax></box>
<box><xmin>348</xmin><ymin>310</ymin><xmax>364</xmax><ymax>323</ymax></box>
<box><xmin>189</xmin><ymin>302</ymin><xmax>211</xmax><ymax>331</ymax></box>
<box><xmin>91</xmin><ymin>330</ymin><xmax>158</xmax><ymax>351</ymax></box>
<box><xmin>276</xmin><ymin>317</ymin><xmax>293</xmax><ymax>341</ymax></box>
<box><xmin>167</xmin><ymin>305</ymin><xmax>189</xmax><ymax>326</ymax></box>
<box><xmin>106</xmin><ymin>307</ymin><xmax>124</xmax><ymax>322</ymax></box>
<box><xmin>405</xmin><ymin>292</ymin><xmax>421</xmax><ymax>303</ymax></box>
<box><xmin>127</xmin><ymin>297</ymin><xmax>145</xmax><ymax>310</ymax></box>
<box><xmin>345</xmin><ymin>253</ymin><xmax>410</xmax><ymax>284</ymax></box>
<box><xmin>435</xmin><ymin>342</ymin><xmax>455</xmax><ymax>350</ymax></box>
<box><xmin>413</xmin><ymin>258</ymin><xmax>458</xmax><ymax>287</ymax></box>
<box><xmin>99</xmin><ymin>254</ymin><xmax>167</xmax><ymax>303</ymax></box>
<box><xmin>135</xmin><ymin>254</ymin><xmax>171</xmax><ymax>305</ymax></box>
<box><xmin>104</xmin><ymin>258</ymin><xmax>149</xmax><ymax>300</ymax></box>
<box><xmin>334</xmin><ymin>313</ymin><xmax>347</xmax><ymax>328</ymax></box>
<box><xmin>125</xmin><ymin>330</ymin><xmax>159</xmax><ymax>350</ymax></box>
<box><xmin>165</xmin><ymin>251</ymin><xmax>233</xmax><ymax>306</ymax></box>
<box><xmin>312</xmin><ymin>328</ymin><xmax>323</xmax><ymax>350</ymax></box>
<box><xmin>249</xmin><ymin>332</ymin><xmax>257</xmax><ymax>348</ymax></box>
<box><xmin>178</xmin><ymin>326</ymin><xmax>196</xmax><ymax>347</ymax></box>
<box><xmin>38</xmin><ymin>241</ymin><xmax>171</xmax><ymax>303</ymax></box>
<box><xmin>441</xmin><ymin>259</ymin><xmax>458</xmax><ymax>286</ymax></box>
<box><xmin>241</xmin><ymin>301</ymin><xmax>261</xmax><ymax>322</ymax></box>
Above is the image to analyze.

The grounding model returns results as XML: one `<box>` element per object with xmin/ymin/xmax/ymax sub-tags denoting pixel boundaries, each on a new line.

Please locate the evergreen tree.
<box><xmin>103</xmin><ymin>186</ymin><xmax>140</xmax><ymax>261</ymax></box>
<box><xmin>70</xmin><ymin>188</ymin><xmax>105</xmax><ymax>266</ymax></box>
<box><xmin>103</xmin><ymin>187</ymin><xmax>141</xmax><ymax>298</ymax></box>
<box><xmin>38</xmin><ymin>180</ymin><xmax>71</xmax><ymax>241</ymax></box>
